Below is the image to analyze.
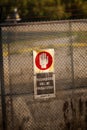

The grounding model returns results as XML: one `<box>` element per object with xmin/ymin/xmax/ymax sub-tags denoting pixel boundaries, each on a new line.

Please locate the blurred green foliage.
<box><xmin>0</xmin><ymin>0</ymin><xmax>87</xmax><ymax>21</ymax></box>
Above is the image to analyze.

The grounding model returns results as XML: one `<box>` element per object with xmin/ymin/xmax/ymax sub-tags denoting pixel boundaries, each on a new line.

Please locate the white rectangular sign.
<box><xmin>33</xmin><ymin>49</ymin><xmax>55</xmax><ymax>99</ymax></box>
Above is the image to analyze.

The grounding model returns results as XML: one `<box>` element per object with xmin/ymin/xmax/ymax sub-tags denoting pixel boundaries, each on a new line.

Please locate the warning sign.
<box><xmin>33</xmin><ymin>49</ymin><xmax>55</xmax><ymax>99</ymax></box>
<box><xmin>35</xmin><ymin>51</ymin><xmax>52</xmax><ymax>70</ymax></box>
<box><xmin>33</xmin><ymin>49</ymin><xmax>54</xmax><ymax>74</ymax></box>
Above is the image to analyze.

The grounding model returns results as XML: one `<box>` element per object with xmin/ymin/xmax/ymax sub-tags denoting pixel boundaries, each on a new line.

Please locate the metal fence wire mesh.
<box><xmin>0</xmin><ymin>19</ymin><xmax>87</xmax><ymax>130</ymax></box>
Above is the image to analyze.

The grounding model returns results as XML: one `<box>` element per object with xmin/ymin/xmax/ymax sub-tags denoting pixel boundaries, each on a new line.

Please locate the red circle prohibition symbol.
<box><xmin>35</xmin><ymin>51</ymin><xmax>53</xmax><ymax>70</ymax></box>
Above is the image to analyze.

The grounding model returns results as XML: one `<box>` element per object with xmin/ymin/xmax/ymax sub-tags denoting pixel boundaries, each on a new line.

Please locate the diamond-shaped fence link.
<box><xmin>0</xmin><ymin>20</ymin><xmax>87</xmax><ymax>130</ymax></box>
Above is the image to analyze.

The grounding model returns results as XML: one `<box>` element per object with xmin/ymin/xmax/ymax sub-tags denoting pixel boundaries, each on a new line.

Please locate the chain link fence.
<box><xmin>0</xmin><ymin>19</ymin><xmax>87</xmax><ymax>130</ymax></box>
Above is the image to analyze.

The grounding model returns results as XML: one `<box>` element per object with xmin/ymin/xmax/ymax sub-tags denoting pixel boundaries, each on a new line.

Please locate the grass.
<box><xmin>76</xmin><ymin>31</ymin><xmax>87</xmax><ymax>43</ymax></box>
<box><xmin>2</xmin><ymin>31</ymin><xmax>75</xmax><ymax>44</ymax></box>
<box><xmin>3</xmin><ymin>42</ymin><xmax>87</xmax><ymax>57</ymax></box>
<box><xmin>2</xmin><ymin>30</ymin><xmax>87</xmax><ymax>56</ymax></box>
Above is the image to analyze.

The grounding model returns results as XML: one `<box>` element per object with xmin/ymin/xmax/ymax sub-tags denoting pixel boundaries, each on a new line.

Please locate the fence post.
<box><xmin>69</xmin><ymin>20</ymin><xmax>77</xmax><ymax>129</ymax></box>
<box><xmin>0</xmin><ymin>27</ymin><xmax>7</xmax><ymax>130</ymax></box>
<box><xmin>69</xmin><ymin>20</ymin><xmax>75</xmax><ymax>89</ymax></box>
